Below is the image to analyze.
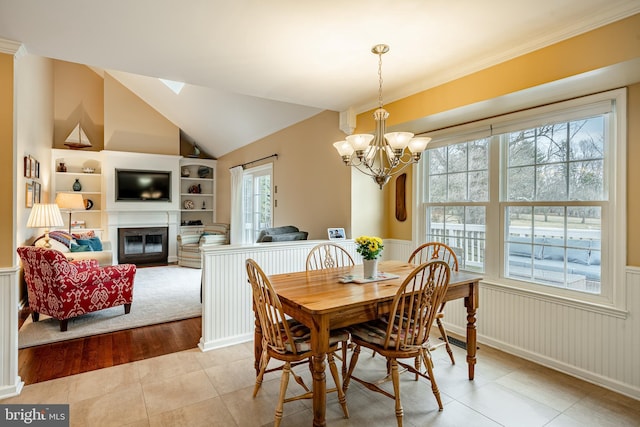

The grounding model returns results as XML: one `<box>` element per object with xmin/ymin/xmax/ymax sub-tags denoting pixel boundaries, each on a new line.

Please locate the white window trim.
<box><xmin>243</xmin><ymin>163</ymin><xmax>273</xmax><ymax>244</ymax></box>
<box><xmin>415</xmin><ymin>88</ymin><xmax>627</xmax><ymax>315</ymax></box>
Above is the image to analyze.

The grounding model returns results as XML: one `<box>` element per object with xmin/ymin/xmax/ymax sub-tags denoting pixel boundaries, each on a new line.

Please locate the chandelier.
<box><xmin>333</xmin><ymin>44</ymin><xmax>431</xmax><ymax>189</ymax></box>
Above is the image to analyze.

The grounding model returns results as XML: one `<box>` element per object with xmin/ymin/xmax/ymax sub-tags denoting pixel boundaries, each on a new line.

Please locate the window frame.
<box><xmin>415</xmin><ymin>89</ymin><xmax>627</xmax><ymax>313</ymax></box>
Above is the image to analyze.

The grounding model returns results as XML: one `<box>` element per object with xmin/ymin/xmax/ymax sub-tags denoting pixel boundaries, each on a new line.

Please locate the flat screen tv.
<box><xmin>116</xmin><ymin>169</ymin><xmax>171</xmax><ymax>201</ymax></box>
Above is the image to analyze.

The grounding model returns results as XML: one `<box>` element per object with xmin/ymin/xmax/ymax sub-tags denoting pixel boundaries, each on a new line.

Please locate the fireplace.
<box><xmin>118</xmin><ymin>227</ymin><xmax>168</xmax><ymax>265</ymax></box>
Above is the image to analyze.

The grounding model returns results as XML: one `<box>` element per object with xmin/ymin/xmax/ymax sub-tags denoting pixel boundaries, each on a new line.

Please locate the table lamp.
<box><xmin>55</xmin><ymin>192</ymin><xmax>86</xmax><ymax>233</ymax></box>
<box><xmin>26</xmin><ymin>203</ymin><xmax>64</xmax><ymax>248</ymax></box>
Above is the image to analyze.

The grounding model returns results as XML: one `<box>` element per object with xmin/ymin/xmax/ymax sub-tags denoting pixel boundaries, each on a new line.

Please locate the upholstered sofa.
<box><xmin>177</xmin><ymin>223</ymin><xmax>230</xmax><ymax>268</ymax></box>
<box><xmin>17</xmin><ymin>246</ymin><xmax>136</xmax><ymax>331</ymax></box>
<box><xmin>256</xmin><ymin>225</ymin><xmax>308</xmax><ymax>242</ymax></box>
<box><xmin>34</xmin><ymin>230</ymin><xmax>113</xmax><ymax>266</ymax></box>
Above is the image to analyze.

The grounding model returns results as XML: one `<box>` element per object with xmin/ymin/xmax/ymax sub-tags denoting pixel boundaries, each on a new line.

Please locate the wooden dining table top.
<box><xmin>269</xmin><ymin>260</ymin><xmax>482</xmax><ymax>315</ymax></box>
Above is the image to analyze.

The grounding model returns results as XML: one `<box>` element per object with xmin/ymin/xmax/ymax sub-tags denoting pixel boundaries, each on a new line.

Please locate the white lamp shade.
<box><xmin>55</xmin><ymin>192</ymin><xmax>85</xmax><ymax>210</ymax></box>
<box><xmin>346</xmin><ymin>134</ymin><xmax>374</xmax><ymax>151</ymax></box>
<box><xmin>26</xmin><ymin>203</ymin><xmax>64</xmax><ymax>228</ymax></box>
<box><xmin>408</xmin><ymin>137</ymin><xmax>432</xmax><ymax>153</ymax></box>
<box><xmin>333</xmin><ymin>140</ymin><xmax>354</xmax><ymax>157</ymax></box>
<box><xmin>384</xmin><ymin>132</ymin><xmax>414</xmax><ymax>150</ymax></box>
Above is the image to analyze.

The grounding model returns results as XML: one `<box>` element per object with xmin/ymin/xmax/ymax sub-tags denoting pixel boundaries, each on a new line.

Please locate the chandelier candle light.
<box><xmin>333</xmin><ymin>44</ymin><xmax>432</xmax><ymax>189</ymax></box>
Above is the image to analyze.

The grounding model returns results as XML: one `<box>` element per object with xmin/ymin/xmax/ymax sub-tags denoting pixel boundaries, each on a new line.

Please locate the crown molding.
<box><xmin>0</xmin><ymin>38</ymin><xmax>22</xmax><ymax>55</ymax></box>
<box><xmin>355</xmin><ymin>6</ymin><xmax>640</xmax><ymax>114</ymax></box>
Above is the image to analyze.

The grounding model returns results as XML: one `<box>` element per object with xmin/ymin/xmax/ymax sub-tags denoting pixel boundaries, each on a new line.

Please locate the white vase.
<box><xmin>363</xmin><ymin>258</ymin><xmax>379</xmax><ymax>279</ymax></box>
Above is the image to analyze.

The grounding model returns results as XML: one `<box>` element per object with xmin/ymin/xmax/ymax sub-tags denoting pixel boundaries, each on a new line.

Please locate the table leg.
<box><xmin>311</xmin><ymin>318</ymin><xmax>330</xmax><ymax>427</ymax></box>
<box><xmin>464</xmin><ymin>285</ymin><xmax>478</xmax><ymax>380</ymax></box>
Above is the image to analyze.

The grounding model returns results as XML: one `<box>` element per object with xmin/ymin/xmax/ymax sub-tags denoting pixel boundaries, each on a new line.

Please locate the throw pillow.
<box><xmin>72</xmin><ymin>230</ymin><xmax>96</xmax><ymax>240</ymax></box>
<box><xmin>34</xmin><ymin>237</ymin><xmax>70</xmax><ymax>253</ymax></box>
<box><xmin>48</xmin><ymin>230</ymin><xmax>73</xmax><ymax>247</ymax></box>
<box><xmin>70</xmin><ymin>243</ymin><xmax>91</xmax><ymax>252</ymax></box>
<box><xmin>76</xmin><ymin>237</ymin><xmax>103</xmax><ymax>251</ymax></box>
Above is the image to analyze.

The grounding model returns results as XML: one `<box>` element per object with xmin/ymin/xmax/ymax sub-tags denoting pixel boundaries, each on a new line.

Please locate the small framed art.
<box><xmin>23</xmin><ymin>156</ymin><xmax>31</xmax><ymax>178</ymax></box>
<box><xmin>33</xmin><ymin>181</ymin><xmax>41</xmax><ymax>204</ymax></box>
<box><xmin>328</xmin><ymin>227</ymin><xmax>346</xmax><ymax>240</ymax></box>
<box><xmin>25</xmin><ymin>182</ymin><xmax>34</xmax><ymax>208</ymax></box>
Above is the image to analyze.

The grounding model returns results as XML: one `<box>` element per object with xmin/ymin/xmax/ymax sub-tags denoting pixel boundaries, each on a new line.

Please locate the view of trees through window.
<box><xmin>427</xmin><ymin>139</ymin><xmax>488</xmax><ymax>272</ymax></box>
<box><xmin>425</xmin><ymin>115</ymin><xmax>606</xmax><ymax>294</ymax></box>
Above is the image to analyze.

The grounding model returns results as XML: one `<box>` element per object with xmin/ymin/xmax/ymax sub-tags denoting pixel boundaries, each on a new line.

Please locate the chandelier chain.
<box><xmin>377</xmin><ymin>51</ymin><xmax>384</xmax><ymax>109</ymax></box>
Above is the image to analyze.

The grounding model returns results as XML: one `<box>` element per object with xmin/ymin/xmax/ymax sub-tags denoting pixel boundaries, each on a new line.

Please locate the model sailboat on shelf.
<box><xmin>64</xmin><ymin>123</ymin><xmax>92</xmax><ymax>149</ymax></box>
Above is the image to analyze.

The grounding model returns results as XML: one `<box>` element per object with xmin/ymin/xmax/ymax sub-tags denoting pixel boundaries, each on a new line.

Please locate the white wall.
<box><xmin>15</xmin><ymin>53</ymin><xmax>54</xmax><ymax>249</ymax></box>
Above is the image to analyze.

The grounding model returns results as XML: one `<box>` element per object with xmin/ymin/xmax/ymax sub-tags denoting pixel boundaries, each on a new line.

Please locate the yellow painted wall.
<box><xmin>0</xmin><ymin>53</ymin><xmax>14</xmax><ymax>266</ymax></box>
<box><xmin>103</xmin><ymin>73</ymin><xmax>179</xmax><ymax>155</ymax></box>
<box><xmin>385</xmin><ymin>168</ymin><xmax>413</xmax><ymax>241</ymax></box>
<box><xmin>627</xmin><ymin>83</ymin><xmax>640</xmax><ymax>267</ymax></box>
<box><xmin>53</xmin><ymin>61</ymin><xmax>104</xmax><ymax>150</ymax></box>
<box><xmin>364</xmin><ymin>14</ymin><xmax>640</xmax><ymax>264</ymax></box>
<box><xmin>357</xmin><ymin>14</ymin><xmax>640</xmax><ymax>132</ymax></box>
<box><xmin>216</xmin><ymin>110</ymin><xmax>351</xmax><ymax>240</ymax></box>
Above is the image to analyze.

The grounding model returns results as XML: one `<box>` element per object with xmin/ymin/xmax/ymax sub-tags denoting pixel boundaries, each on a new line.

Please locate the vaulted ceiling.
<box><xmin>1</xmin><ymin>1</ymin><xmax>639</xmax><ymax>158</ymax></box>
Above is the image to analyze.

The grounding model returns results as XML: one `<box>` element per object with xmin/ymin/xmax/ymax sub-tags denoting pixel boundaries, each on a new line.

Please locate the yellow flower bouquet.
<box><xmin>355</xmin><ymin>236</ymin><xmax>384</xmax><ymax>260</ymax></box>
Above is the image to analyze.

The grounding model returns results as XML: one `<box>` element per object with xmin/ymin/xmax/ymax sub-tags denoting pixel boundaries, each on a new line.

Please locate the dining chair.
<box><xmin>306</xmin><ymin>242</ymin><xmax>355</xmax><ymax>374</ymax></box>
<box><xmin>306</xmin><ymin>242</ymin><xmax>355</xmax><ymax>270</ymax></box>
<box><xmin>408</xmin><ymin>242</ymin><xmax>459</xmax><ymax>365</ymax></box>
<box><xmin>246</xmin><ymin>258</ymin><xmax>350</xmax><ymax>426</ymax></box>
<box><xmin>342</xmin><ymin>260</ymin><xmax>451</xmax><ymax>425</ymax></box>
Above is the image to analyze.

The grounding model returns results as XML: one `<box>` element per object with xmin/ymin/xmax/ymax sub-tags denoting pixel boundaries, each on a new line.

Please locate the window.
<box><xmin>419</xmin><ymin>89</ymin><xmax>626</xmax><ymax>308</ymax></box>
<box><xmin>242</xmin><ymin>164</ymin><xmax>273</xmax><ymax>243</ymax></box>
<box><xmin>426</xmin><ymin>139</ymin><xmax>489</xmax><ymax>272</ymax></box>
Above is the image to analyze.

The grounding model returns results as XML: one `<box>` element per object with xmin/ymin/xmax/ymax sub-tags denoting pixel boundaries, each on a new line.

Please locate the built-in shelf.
<box><xmin>179</xmin><ymin>158</ymin><xmax>217</xmax><ymax>227</ymax></box>
<box><xmin>51</xmin><ymin>149</ymin><xmax>104</xmax><ymax>231</ymax></box>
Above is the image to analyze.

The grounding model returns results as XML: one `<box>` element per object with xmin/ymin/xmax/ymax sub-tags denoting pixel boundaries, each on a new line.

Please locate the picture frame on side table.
<box><xmin>328</xmin><ymin>227</ymin><xmax>346</xmax><ymax>240</ymax></box>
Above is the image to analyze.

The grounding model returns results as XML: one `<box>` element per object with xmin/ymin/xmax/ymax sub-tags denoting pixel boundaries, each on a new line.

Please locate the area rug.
<box><xmin>18</xmin><ymin>265</ymin><xmax>202</xmax><ymax>348</ymax></box>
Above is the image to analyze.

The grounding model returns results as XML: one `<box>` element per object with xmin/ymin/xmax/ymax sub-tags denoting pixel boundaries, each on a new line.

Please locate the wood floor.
<box><xmin>18</xmin><ymin>313</ymin><xmax>202</xmax><ymax>385</ymax></box>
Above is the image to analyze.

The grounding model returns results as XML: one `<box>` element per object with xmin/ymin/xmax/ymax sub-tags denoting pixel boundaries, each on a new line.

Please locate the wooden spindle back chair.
<box><xmin>246</xmin><ymin>258</ymin><xmax>349</xmax><ymax>426</ymax></box>
<box><xmin>408</xmin><ymin>242</ymin><xmax>459</xmax><ymax>364</ymax></box>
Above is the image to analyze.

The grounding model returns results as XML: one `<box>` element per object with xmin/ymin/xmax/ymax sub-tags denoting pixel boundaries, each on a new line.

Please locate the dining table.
<box><xmin>253</xmin><ymin>260</ymin><xmax>483</xmax><ymax>427</ymax></box>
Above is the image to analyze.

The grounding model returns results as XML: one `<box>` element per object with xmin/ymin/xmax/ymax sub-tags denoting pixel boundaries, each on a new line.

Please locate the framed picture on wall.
<box><xmin>328</xmin><ymin>227</ymin><xmax>346</xmax><ymax>240</ymax></box>
<box><xmin>23</xmin><ymin>156</ymin><xmax>31</xmax><ymax>178</ymax></box>
<box><xmin>35</xmin><ymin>160</ymin><xmax>40</xmax><ymax>179</ymax></box>
<box><xmin>25</xmin><ymin>182</ymin><xmax>33</xmax><ymax>208</ymax></box>
<box><xmin>33</xmin><ymin>181</ymin><xmax>41</xmax><ymax>204</ymax></box>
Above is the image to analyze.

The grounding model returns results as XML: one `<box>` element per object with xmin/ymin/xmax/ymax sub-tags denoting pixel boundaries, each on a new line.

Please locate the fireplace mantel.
<box><xmin>99</xmin><ymin>151</ymin><xmax>182</xmax><ymax>264</ymax></box>
<box><xmin>106</xmin><ymin>210</ymin><xmax>179</xmax><ymax>264</ymax></box>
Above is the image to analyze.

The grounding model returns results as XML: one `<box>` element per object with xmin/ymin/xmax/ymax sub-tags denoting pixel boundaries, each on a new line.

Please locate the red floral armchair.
<box><xmin>17</xmin><ymin>246</ymin><xmax>136</xmax><ymax>331</ymax></box>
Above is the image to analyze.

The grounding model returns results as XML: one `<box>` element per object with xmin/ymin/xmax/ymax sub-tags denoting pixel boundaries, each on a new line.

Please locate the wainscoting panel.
<box><xmin>443</xmin><ymin>268</ymin><xmax>640</xmax><ymax>399</ymax></box>
<box><xmin>199</xmin><ymin>240</ymin><xmax>359</xmax><ymax>351</ymax></box>
<box><xmin>0</xmin><ymin>267</ymin><xmax>24</xmax><ymax>400</ymax></box>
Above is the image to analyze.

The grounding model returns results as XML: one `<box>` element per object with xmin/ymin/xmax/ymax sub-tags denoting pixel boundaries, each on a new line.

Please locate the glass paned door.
<box><xmin>243</xmin><ymin>165</ymin><xmax>273</xmax><ymax>243</ymax></box>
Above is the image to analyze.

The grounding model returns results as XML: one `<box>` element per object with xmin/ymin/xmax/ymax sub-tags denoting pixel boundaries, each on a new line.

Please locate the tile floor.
<box><xmin>3</xmin><ymin>340</ymin><xmax>639</xmax><ymax>426</ymax></box>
